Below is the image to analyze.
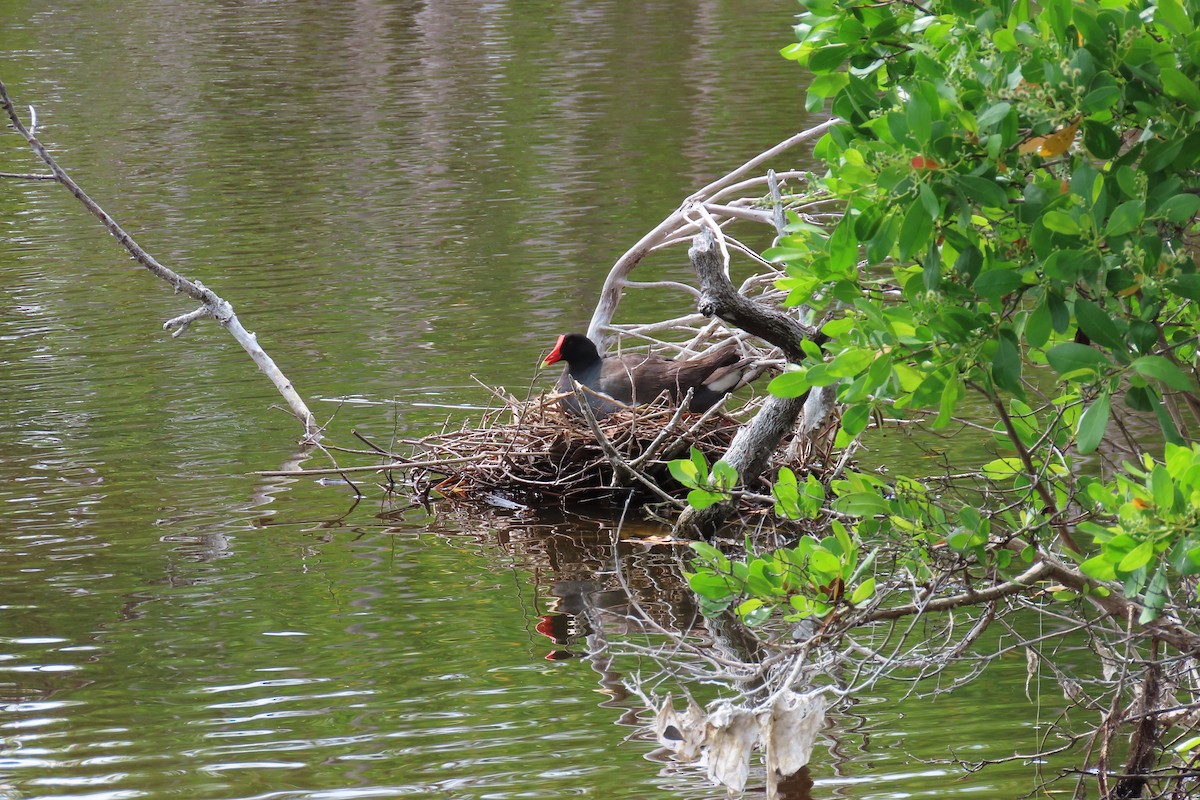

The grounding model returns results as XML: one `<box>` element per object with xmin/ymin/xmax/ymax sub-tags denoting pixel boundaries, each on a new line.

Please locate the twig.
<box><xmin>0</xmin><ymin>170</ymin><xmax>55</xmax><ymax>180</ymax></box>
<box><xmin>585</xmin><ymin>120</ymin><xmax>840</xmax><ymax>344</ymax></box>
<box><xmin>571</xmin><ymin>381</ymin><xmax>686</xmax><ymax>509</ymax></box>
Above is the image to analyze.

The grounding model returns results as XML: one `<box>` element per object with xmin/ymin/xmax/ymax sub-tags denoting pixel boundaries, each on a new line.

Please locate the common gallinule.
<box><xmin>542</xmin><ymin>333</ymin><xmax>754</xmax><ymax>419</ymax></box>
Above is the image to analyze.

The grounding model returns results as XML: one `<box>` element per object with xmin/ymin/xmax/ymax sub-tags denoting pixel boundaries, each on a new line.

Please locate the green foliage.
<box><xmin>668</xmin><ymin>447</ymin><xmax>739</xmax><ymax>509</ymax></box>
<box><xmin>772</xmin><ymin>466</ymin><xmax>826</xmax><ymax>520</ymax></box>
<box><xmin>771</xmin><ymin>0</ymin><xmax>1200</xmax><ymax>455</ymax></box>
<box><xmin>684</xmin><ymin>523</ymin><xmax>876</xmax><ymax>624</ymax></box>
<box><xmin>694</xmin><ymin>0</ymin><xmax>1200</xmax><ymax>632</ymax></box>
<box><xmin>1077</xmin><ymin>443</ymin><xmax>1200</xmax><ymax>621</ymax></box>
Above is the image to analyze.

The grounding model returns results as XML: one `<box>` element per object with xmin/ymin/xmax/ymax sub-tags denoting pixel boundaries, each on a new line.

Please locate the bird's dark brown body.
<box><xmin>542</xmin><ymin>333</ymin><xmax>753</xmax><ymax>419</ymax></box>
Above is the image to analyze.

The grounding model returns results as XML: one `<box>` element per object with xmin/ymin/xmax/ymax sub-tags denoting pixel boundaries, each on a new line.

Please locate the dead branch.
<box><xmin>585</xmin><ymin>119</ymin><xmax>839</xmax><ymax>345</ymax></box>
<box><xmin>0</xmin><ymin>79</ymin><xmax>319</xmax><ymax>441</ymax></box>
<box><xmin>674</xmin><ymin>223</ymin><xmax>831</xmax><ymax>537</ymax></box>
<box><xmin>861</xmin><ymin>561</ymin><xmax>1055</xmax><ymax>622</ymax></box>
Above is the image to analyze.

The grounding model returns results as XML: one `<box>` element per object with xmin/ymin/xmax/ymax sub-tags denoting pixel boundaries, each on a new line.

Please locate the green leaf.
<box><xmin>1105</xmin><ymin>200</ymin><xmax>1145</xmax><ymax>237</ymax></box>
<box><xmin>668</xmin><ymin>458</ymin><xmax>700</xmax><ymax>487</ymax></box>
<box><xmin>773</xmin><ymin>469</ymin><xmax>802</xmax><ymax>519</ymax></box>
<box><xmin>976</xmin><ymin>102</ymin><xmax>1011</xmax><ymax>130</ymax></box>
<box><xmin>746</xmin><ymin>561</ymin><xmax>783</xmax><ymax>597</ymax></box>
<box><xmin>1076</xmin><ymin>394</ymin><xmax>1111</xmax><ymax>455</ymax></box>
<box><xmin>1048</xmin><ymin>291</ymin><xmax>1070</xmax><ymax>333</ymax></box>
<box><xmin>821</xmin><ymin>317</ymin><xmax>855</xmax><ymax>338</ymax></box>
<box><xmin>1042</xmin><ymin>210</ymin><xmax>1081</xmax><ymax>235</ymax></box>
<box><xmin>808</xmin><ymin>72</ymin><xmax>850</xmax><ymax>98</ymax></box>
<box><xmin>780</xmin><ymin>42</ymin><xmax>805</xmax><ymax>61</ymax></box>
<box><xmin>1153</xmin><ymin>0</ymin><xmax>1190</xmax><ymax>33</ymax></box>
<box><xmin>840</xmin><ymin>403</ymin><xmax>871</xmax><ymax>438</ymax></box>
<box><xmin>687</xmin><ymin>488</ymin><xmax>726</xmax><ymax>510</ymax></box>
<box><xmin>1169</xmin><ymin>275</ymin><xmax>1200</xmax><ymax>301</ymax></box>
<box><xmin>711</xmin><ymin>459</ymin><xmax>739</xmax><ymax>491</ymax></box>
<box><xmin>850</xmin><ymin>577</ymin><xmax>876</xmax><ymax>606</ymax></box>
<box><xmin>1139</xmin><ymin>563</ymin><xmax>1169</xmax><ymax>624</ymax></box>
<box><xmin>769</xmin><ymin>370</ymin><xmax>811</xmax><ymax>398</ymax></box>
<box><xmin>866</xmin><ymin>213</ymin><xmax>899</xmax><ymax>265</ymax></box>
<box><xmin>809</xmin><ymin>547</ymin><xmax>842</xmax><ymax>577</ymax></box>
<box><xmin>1151</xmin><ymin>465</ymin><xmax>1174</xmax><ymax>512</ymax></box>
<box><xmin>808</xmin><ymin>44</ymin><xmax>851</xmax><ymax>73</ymax></box>
<box><xmin>991</xmin><ymin>330</ymin><xmax>1022</xmax><ymax>393</ymax></box>
<box><xmin>1079</xmin><ymin>553</ymin><xmax>1117</xmax><ymax>581</ymax></box>
<box><xmin>1083</xmin><ymin>120</ymin><xmax>1121</xmax><ymax>159</ymax></box>
<box><xmin>1081</xmin><ymin>87</ymin><xmax>1121</xmax><ymax>115</ymax></box>
<box><xmin>690</xmin><ymin>541</ymin><xmax>725</xmax><ymax>564</ymax></box>
<box><xmin>919</xmin><ymin>182</ymin><xmax>940</xmax><ymax>221</ymax></box>
<box><xmin>788</xmin><ymin>595</ymin><xmax>815</xmax><ymax>618</ymax></box>
<box><xmin>1117</xmin><ymin>538</ymin><xmax>1153</xmax><ymax>573</ymax></box>
<box><xmin>1026</xmin><ymin>298</ymin><xmax>1052</xmax><ymax>348</ymax></box>
<box><xmin>832</xmin><ymin>491</ymin><xmax>890</xmax><ymax>517</ymax></box>
<box><xmin>1074</xmin><ymin>299</ymin><xmax>1124</xmax><ymax>349</ymax></box>
<box><xmin>972</xmin><ymin>269</ymin><xmax>1024</xmax><ymax>300</ymax></box>
<box><xmin>1179</xmin><ymin>540</ymin><xmax>1200</xmax><ymax>576</ymax></box>
<box><xmin>1161</xmin><ymin>67</ymin><xmax>1200</xmax><ymax>110</ymax></box>
<box><xmin>983</xmin><ymin>457</ymin><xmax>1025</xmax><ymax>481</ymax></box>
<box><xmin>906</xmin><ymin>91</ymin><xmax>932</xmax><ymax>144</ymax></box>
<box><xmin>1175</xmin><ymin>736</ymin><xmax>1200</xmax><ymax>755</ymax></box>
<box><xmin>1046</xmin><ymin>342</ymin><xmax>1111</xmax><ymax>380</ymax></box>
<box><xmin>827</xmin><ymin>348</ymin><xmax>875</xmax><ymax>378</ymax></box>
<box><xmin>1142</xmin><ymin>138</ymin><xmax>1184</xmax><ymax>174</ymax></box>
<box><xmin>688</xmin><ymin>571</ymin><xmax>738</xmax><ymax>601</ymax></box>
<box><xmin>1158</xmin><ymin>194</ymin><xmax>1200</xmax><ymax>224</ymax></box>
<box><xmin>957</xmin><ymin>175</ymin><xmax>1009</xmax><ymax>209</ymax></box>
<box><xmin>1131</xmin><ymin>356</ymin><xmax>1194</xmax><ymax>391</ymax></box>
<box><xmin>1152</xmin><ymin>394</ymin><xmax>1186</xmax><ymax>444</ymax></box>
<box><xmin>739</xmin><ymin>601</ymin><xmax>772</xmax><ymax>627</ymax></box>
<box><xmin>828</xmin><ymin>213</ymin><xmax>859</xmax><ymax>276</ymax></box>
<box><xmin>898</xmin><ymin>201</ymin><xmax>933</xmax><ymax>263</ymax></box>
<box><xmin>954</xmin><ymin>244</ymin><xmax>983</xmax><ymax>284</ymax></box>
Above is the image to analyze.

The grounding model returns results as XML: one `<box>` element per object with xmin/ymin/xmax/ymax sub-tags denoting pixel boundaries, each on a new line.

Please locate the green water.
<box><xmin>0</xmin><ymin>1</ymin><xmax>1076</xmax><ymax>797</ymax></box>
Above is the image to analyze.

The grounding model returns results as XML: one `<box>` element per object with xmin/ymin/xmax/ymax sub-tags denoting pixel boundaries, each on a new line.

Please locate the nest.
<box><xmin>370</xmin><ymin>385</ymin><xmax>840</xmax><ymax>511</ymax></box>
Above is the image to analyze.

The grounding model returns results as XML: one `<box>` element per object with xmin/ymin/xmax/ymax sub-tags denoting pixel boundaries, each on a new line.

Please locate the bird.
<box><xmin>541</xmin><ymin>333</ymin><xmax>756</xmax><ymax>419</ymax></box>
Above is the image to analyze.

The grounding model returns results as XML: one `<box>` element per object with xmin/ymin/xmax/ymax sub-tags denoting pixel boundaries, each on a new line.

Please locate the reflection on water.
<box><xmin>0</xmin><ymin>496</ymin><xmax>737</xmax><ymax>800</ymax></box>
<box><xmin>0</xmin><ymin>477</ymin><xmax>1072</xmax><ymax>800</ymax></box>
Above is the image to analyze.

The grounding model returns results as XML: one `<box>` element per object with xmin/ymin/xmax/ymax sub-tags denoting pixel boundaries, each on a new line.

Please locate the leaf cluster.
<box><xmin>684</xmin><ymin>524</ymin><xmax>876</xmax><ymax>625</ymax></box>
<box><xmin>681</xmin><ymin>0</ymin><xmax>1200</xmax><ymax>630</ymax></box>
<box><xmin>668</xmin><ymin>447</ymin><xmax>740</xmax><ymax>510</ymax></box>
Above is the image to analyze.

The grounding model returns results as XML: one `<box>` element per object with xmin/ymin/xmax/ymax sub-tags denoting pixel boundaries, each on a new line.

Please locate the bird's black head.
<box><xmin>542</xmin><ymin>333</ymin><xmax>601</xmax><ymax>367</ymax></box>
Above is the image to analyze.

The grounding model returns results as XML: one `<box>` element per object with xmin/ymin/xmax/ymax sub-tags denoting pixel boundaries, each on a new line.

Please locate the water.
<box><xmin>1</xmin><ymin>1</ymin><xmax>1075</xmax><ymax>797</ymax></box>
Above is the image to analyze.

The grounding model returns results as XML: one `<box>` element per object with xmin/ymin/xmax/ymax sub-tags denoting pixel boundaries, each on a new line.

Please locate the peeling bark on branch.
<box><xmin>676</xmin><ymin>226</ymin><xmax>829</xmax><ymax>538</ymax></box>
<box><xmin>690</xmin><ymin>227</ymin><xmax>817</xmax><ymax>364</ymax></box>
<box><xmin>0</xmin><ymin>79</ymin><xmax>319</xmax><ymax>441</ymax></box>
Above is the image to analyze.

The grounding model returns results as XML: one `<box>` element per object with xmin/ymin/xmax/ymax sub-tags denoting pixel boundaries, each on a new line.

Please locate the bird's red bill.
<box><xmin>542</xmin><ymin>335</ymin><xmax>566</xmax><ymax>367</ymax></box>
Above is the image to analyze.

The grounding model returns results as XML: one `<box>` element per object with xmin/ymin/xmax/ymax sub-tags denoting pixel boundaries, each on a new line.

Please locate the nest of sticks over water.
<box><xmin>369</xmin><ymin>383</ymin><xmax>839</xmax><ymax>512</ymax></box>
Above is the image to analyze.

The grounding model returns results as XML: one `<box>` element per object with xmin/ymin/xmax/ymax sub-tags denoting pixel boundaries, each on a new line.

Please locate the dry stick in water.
<box><xmin>0</xmin><ymin>79</ymin><xmax>320</xmax><ymax>442</ymax></box>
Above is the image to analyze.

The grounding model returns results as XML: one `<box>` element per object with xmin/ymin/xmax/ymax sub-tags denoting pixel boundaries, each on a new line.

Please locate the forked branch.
<box><xmin>585</xmin><ymin>119</ymin><xmax>839</xmax><ymax>346</ymax></box>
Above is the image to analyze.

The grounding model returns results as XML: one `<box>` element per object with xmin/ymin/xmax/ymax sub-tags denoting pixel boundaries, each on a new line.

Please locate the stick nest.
<box><xmin>373</xmin><ymin>388</ymin><xmax>839</xmax><ymax>509</ymax></box>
